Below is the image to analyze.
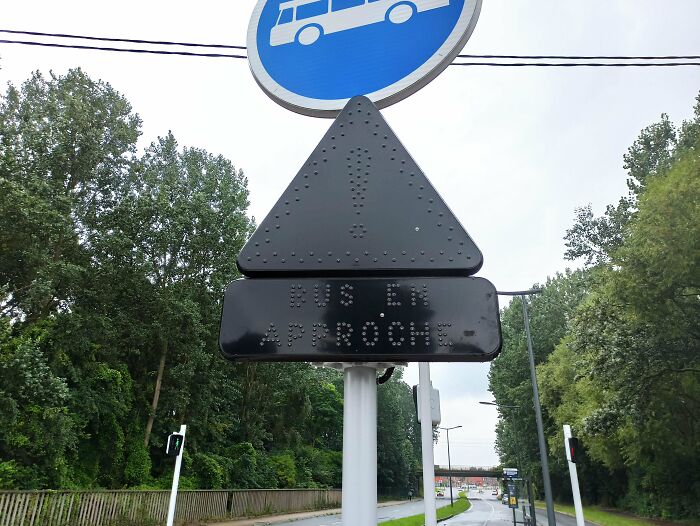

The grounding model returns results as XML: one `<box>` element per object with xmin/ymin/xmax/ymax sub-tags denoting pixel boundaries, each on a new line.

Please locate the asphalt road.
<box><xmin>258</xmin><ymin>489</ymin><xmax>597</xmax><ymax>526</ymax></box>
<box><xmin>267</xmin><ymin>487</ymin><xmax>460</xmax><ymax>526</ymax></box>
<box><xmin>444</xmin><ymin>492</ymin><xmax>597</xmax><ymax>526</ymax></box>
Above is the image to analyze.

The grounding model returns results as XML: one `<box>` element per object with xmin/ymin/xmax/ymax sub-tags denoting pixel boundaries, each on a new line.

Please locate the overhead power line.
<box><xmin>0</xmin><ymin>28</ymin><xmax>246</xmax><ymax>50</ymax></box>
<box><xmin>456</xmin><ymin>53</ymin><xmax>700</xmax><ymax>60</ymax></box>
<box><xmin>2</xmin><ymin>29</ymin><xmax>698</xmax><ymax>61</ymax></box>
<box><xmin>1</xmin><ymin>29</ymin><xmax>699</xmax><ymax>66</ymax></box>
<box><xmin>451</xmin><ymin>61</ymin><xmax>700</xmax><ymax>67</ymax></box>
<box><xmin>0</xmin><ymin>39</ymin><xmax>247</xmax><ymax>59</ymax></box>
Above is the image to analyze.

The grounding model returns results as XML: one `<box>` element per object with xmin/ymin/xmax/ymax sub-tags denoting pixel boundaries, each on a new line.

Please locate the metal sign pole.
<box><xmin>521</xmin><ymin>295</ymin><xmax>556</xmax><ymax>526</ymax></box>
<box><xmin>342</xmin><ymin>365</ymin><xmax>377</xmax><ymax>526</ymax></box>
<box><xmin>166</xmin><ymin>424</ymin><xmax>186</xmax><ymax>526</ymax></box>
<box><xmin>419</xmin><ymin>362</ymin><xmax>437</xmax><ymax>526</ymax></box>
<box><xmin>563</xmin><ymin>425</ymin><xmax>585</xmax><ymax>526</ymax></box>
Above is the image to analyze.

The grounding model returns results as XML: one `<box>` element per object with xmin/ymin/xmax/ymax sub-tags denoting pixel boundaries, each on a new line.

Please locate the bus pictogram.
<box><xmin>270</xmin><ymin>0</ymin><xmax>451</xmax><ymax>46</ymax></box>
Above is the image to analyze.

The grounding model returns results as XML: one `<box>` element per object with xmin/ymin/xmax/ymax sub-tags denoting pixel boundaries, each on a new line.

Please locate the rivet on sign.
<box><xmin>415</xmin><ymin>227</ymin><xmax>420</xmax><ymax>231</ymax></box>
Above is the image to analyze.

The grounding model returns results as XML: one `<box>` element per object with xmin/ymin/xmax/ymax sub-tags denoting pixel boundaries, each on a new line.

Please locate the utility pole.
<box><xmin>419</xmin><ymin>363</ymin><xmax>437</xmax><ymax>526</ymax></box>
<box><xmin>438</xmin><ymin>425</ymin><xmax>462</xmax><ymax>507</ymax></box>
<box><xmin>498</xmin><ymin>289</ymin><xmax>556</xmax><ymax>526</ymax></box>
<box><xmin>342</xmin><ymin>365</ymin><xmax>378</xmax><ymax>526</ymax></box>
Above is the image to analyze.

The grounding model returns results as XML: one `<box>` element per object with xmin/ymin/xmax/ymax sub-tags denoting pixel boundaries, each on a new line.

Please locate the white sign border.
<box><xmin>247</xmin><ymin>0</ymin><xmax>482</xmax><ymax>118</ymax></box>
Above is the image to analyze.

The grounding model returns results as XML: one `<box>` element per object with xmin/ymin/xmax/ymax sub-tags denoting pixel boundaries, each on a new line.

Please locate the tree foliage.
<box><xmin>491</xmin><ymin>93</ymin><xmax>700</xmax><ymax>519</ymax></box>
<box><xmin>0</xmin><ymin>69</ymin><xmax>422</xmax><ymax>495</ymax></box>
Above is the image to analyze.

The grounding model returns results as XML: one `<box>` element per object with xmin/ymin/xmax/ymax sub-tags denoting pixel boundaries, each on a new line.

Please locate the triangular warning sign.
<box><xmin>238</xmin><ymin>96</ymin><xmax>482</xmax><ymax>277</ymax></box>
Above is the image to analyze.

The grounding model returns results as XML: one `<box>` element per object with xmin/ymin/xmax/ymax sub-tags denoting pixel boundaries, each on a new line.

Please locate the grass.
<box><xmin>534</xmin><ymin>502</ymin><xmax>700</xmax><ymax>526</ymax></box>
<box><xmin>381</xmin><ymin>494</ymin><xmax>471</xmax><ymax>526</ymax></box>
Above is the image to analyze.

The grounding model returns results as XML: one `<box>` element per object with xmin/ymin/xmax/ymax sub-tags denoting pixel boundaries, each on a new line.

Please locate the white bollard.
<box><xmin>166</xmin><ymin>424</ymin><xmax>186</xmax><ymax>526</ymax></box>
<box><xmin>564</xmin><ymin>425</ymin><xmax>585</xmax><ymax>526</ymax></box>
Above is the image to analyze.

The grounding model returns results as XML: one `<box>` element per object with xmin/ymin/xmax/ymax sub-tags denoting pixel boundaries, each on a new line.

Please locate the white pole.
<box><xmin>342</xmin><ymin>365</ymin><xmax>377</xmax><ymax>526</ymax></box>
<box><xmin>166</xmin><ymin>424</ymin><xmax>187</xmax><ymax>526</ymax></box>
<box><xmin>563</xmin><ymin>425</ymin><xmax>585</xmax><ymax>526</ymax></box>
<box><xmin>419</xmin><ymin>362</ymin><xmax>437</xmax><ymax>526</ymax></box>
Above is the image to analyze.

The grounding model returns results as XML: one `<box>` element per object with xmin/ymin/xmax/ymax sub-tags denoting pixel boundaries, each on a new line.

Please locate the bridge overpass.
<box><xmin>433</xmin><ymin>465</ymin><xmax>502</xmax><ymax>478</ymax></box>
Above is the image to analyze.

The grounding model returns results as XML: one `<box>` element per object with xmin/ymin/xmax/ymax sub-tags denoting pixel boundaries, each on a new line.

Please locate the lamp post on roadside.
<box><xmin>497</xmin><ymin>289</ymin><xmax>556</xmax><ymax>526</ymax></box>
<box><xmin>438</xmin><ymin>425</ymin><xmax>462</xmax><ymax>507</ymax></box>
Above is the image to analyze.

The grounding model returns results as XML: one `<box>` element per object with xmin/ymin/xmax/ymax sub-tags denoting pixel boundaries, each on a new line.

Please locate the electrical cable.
<box><xmin>2</xmin><ymin>29</ymin><xmax>698</xmax><ymax>61</ymax></box>
<box><xmin>457</xmin><ymin>53</ymin><xmax>700</xmax><ymax>60</ymax></box>
<box><xmin>0</xmin><ymin>28</ymin><xmax>246</xmax><ymax>50</ymax></box>
<box><xmin>451</xmin><ymin>61</ymin><xmax>700</xmax><ymax>67</ymax></box>
<box><xmin>0</xmin><ymin>39</ymin><xmax>247</xmax><ymax>59</ymax></box>
<box><xmin>376</xmin><ymin>367</ymin><xmax>395</xmax><ymax>384</ymax></box>
<box><xmin>1</xmin><ymin>32</ymin><xmax>699</xmax><ymax>67</ymax></box>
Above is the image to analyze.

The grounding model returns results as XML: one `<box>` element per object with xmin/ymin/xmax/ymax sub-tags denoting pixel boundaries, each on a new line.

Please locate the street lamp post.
<box><xmin>498</xmin><ymin>289</ymin><xmax>556</xmax><ymax>526</ymax></box>
<box><xmin>438</xmin><ymin>425</ymin><xmax>462</xmax><ymax>507</ymax></box>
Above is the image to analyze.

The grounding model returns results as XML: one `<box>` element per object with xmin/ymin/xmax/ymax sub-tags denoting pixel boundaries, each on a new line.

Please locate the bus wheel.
<box><xmin>387</xmin><ymin>3</ymin><xmax>414</xmax><ymax>24</ymax></box>
<box><xmin>297</xmin><ymin>25</ymin><xmax>322</xmax><ymax>45</ymax></box>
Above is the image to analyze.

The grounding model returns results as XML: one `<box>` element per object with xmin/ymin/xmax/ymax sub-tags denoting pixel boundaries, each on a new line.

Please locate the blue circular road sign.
<box><xmin>247</xmin><ymin>0</ymin><xmax>482</xmax><ymax>117</ymax></box>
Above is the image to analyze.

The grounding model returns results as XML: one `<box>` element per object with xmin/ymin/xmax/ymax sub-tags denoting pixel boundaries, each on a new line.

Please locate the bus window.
<box><xmin>297</xmin><ymin>0</ymin><xmax>329</xmax><ymax>20</ymax></box>
<box><xmin>332</xmin><ymin>0</ymin><xmax>365</xmax><ymax>12</ymax></box>
<box><xmin>277</xmin><ymin>8</ymin><xmax>294</xmax><ymax>24</ymax></box>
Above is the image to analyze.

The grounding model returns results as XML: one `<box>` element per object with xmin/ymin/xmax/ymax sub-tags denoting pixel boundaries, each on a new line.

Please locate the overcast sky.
<box><xmin>2</xmin><ymin>0</ymin><xmax>699</xmax><ymax>467</ymax></box>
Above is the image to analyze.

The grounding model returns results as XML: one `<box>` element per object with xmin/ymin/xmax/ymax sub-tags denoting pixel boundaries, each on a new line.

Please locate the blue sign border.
<box><xmin>247</xmin><ymin>0</ymin><xmax>482</xmax><ymax>117</ymax></box>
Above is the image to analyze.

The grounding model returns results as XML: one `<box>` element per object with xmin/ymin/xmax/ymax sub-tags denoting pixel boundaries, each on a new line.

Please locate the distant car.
<box><xmin>502</xmin><ymin>494</ymin><xmax>509</xmax><ymax>504</ymax></box>
<box><xmin>492</xmin><ymin>490</ymin><xmax>498</xmax><ymax>495</ymax></box>
<box><xmin>437</xmin><ymin>491</ymin><xmax>445</xmax><ymax>498</ymax></box>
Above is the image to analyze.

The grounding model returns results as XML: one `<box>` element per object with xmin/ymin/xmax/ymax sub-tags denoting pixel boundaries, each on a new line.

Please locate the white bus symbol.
<box><xmin>270</xmin><ymin>0</ymin><xmax>450</xmax><ymax>47</ymax></box>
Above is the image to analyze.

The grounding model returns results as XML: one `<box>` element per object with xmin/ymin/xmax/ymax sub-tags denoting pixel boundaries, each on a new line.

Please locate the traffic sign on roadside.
<box><xmin>237</xmin><ymin>96</ymin><xmax>483</xmax><ymax>277</ymax></box>
<box><xmin>247</xmin><ymin>0</ymin><xmax>482</xmax><ymax>116</ymax></box>
<box><xmin>220</xmin><ymin>276</ymin><xmax>501</xmax><ymax>362</ymax></box>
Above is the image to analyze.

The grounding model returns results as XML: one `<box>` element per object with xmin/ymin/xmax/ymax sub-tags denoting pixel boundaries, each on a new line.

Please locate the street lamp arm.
<box><xmin>497</xmin><ymin>289</ymin><xmax>543</xmax><ymax>296</ymax></box>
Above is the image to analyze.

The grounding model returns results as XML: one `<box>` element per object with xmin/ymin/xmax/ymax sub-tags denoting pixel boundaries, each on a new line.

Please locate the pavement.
<box><xmin>206</xmin><ymin>489</ymin><xmax>598</xmax><ymax>526</ymax></box>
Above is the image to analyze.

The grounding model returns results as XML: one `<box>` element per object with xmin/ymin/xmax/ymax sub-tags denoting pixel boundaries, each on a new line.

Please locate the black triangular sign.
<box><xmin>238</xmin><ymin>96</ymin><xmax>482</xmax><ymax>277</ymax></box>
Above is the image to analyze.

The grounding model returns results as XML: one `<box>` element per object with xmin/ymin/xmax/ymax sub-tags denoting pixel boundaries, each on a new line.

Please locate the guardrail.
<box><xmin>0</xmin><ymin>488</ymin><xmax>342</xmax><ymax>526</ymax></box>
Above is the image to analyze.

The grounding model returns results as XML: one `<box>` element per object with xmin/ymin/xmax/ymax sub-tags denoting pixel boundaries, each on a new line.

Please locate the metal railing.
<box><xmin>0</xmin><ymin>488</ymin><xmax>342</xmax><ymax>526</ymax></box>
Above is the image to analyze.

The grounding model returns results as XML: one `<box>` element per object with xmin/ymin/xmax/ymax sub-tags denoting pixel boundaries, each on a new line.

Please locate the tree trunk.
<box><xmin>144</xmin><ymin>339</ymin><xmax>168</xmax><ymax>447</ymax></box>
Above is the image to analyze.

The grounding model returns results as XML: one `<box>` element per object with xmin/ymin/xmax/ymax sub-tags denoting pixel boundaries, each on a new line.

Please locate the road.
<box><xmin>444</xmin><ymin>492</ymin><xmax>597</xmax><ymax>526</ymax></box>
<box><xmin>244</xmin><ymin>489</ymin><xmax>598</xmax><ymax>526</ymax></box>
<box><xmin>267</xmin><ymin>487</ymin><xmax>460</xmax><ymax>526</ymax></box>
